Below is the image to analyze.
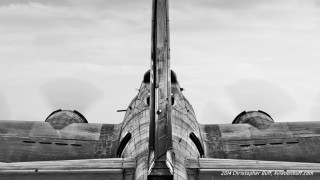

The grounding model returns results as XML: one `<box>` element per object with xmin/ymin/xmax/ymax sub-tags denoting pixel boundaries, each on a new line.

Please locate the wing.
<box><xmin>200</xmin><ymin>121</ymin><xmax>320</xmax><ymax>162</ymax></box>
<box><xmin>0</xmin><ymin>158</ymin><xmax>135</xmax><ymax>180</ymax></box>
<box><xmin>196</xmin><ymin>111</ymin><xmax>320</xmax><ymax>180</ymax></box>
<box><xmin>0</xmin><ymin>119</ymin><xmax>137</xmax><ymax>179</ymax></box>
<box><xmin>0</xmin><ymin>120</ymin><xmax>121</xmax><ymax>162</ymax></box>
<box><xmin>185</xmin><ymin>157</ymin><xmax>320</xmax><ymax>180</ymax></box>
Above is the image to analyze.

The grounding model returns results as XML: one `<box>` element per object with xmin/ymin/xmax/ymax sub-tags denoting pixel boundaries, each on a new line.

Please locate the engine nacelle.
<box><xmin>232</xmin><ymin>110</ymin><xmax>274</xmax><ymax>129</ymax></box>
<box><xmin>45</xmin><ymin>109</ymin><xmax>88</xmax><ymax>130</ymax></box>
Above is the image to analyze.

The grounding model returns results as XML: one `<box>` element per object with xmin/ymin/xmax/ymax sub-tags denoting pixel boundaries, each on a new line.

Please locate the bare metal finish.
<box><xmin>1</xmin><ymin>0</ymin><xmax>320</xmax><ymax>180</ymax></box>
<box><xmin>148</xmin><ymin>0</ymin><xmax>173</xmax><ymax>178</ymax></box>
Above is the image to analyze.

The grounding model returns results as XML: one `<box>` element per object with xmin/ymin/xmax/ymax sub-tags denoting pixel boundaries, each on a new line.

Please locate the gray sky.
<box><xmin>1</xmin><ymin>0</ymin><xmax>320</xmax><ymax>124</ymax></box>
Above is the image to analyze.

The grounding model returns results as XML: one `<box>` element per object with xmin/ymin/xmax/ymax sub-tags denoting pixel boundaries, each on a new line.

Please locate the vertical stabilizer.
<box><xmin>148</xmin><ymin>0</ymin><xmax>173</xmax><ymax>178</ymax></box>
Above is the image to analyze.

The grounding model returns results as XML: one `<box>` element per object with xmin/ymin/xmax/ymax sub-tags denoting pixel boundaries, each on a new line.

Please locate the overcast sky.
<box><xmin>1</xmin><ymin>0</ymin><xmax>320</xmax><ymax>124</ymax></box>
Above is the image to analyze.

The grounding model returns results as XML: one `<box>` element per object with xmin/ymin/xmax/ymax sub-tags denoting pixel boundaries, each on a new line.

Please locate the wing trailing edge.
<box><xmin>0</xmin><ymin>158</ymin><xmax>136</xmax><ymax>180</ymax></box>
<box><xmin>185</xmin><ymin>158</ymin><xmax>320</xmax><ymax>180</ymax></box>
<box><xmin>0</xmin><ymin>158</ymin><xmax>135</xmax><ymax>171</ymax></box>
<box><xmin>185</xmin><ymin>157</ymin><xmax>320</xmax><ymax>170</ymax></box>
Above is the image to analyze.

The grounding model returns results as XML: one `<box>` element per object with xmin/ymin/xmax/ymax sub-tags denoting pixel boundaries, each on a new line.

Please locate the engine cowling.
<box><xmin>232</xmin><ymin>110</ymin><xmax>274</xmax><ymax>129</ymax></box>
<box><xmin>45</xmin><ymin>109</ymin><xmax>88</xmax><ymax>130</ymax></box>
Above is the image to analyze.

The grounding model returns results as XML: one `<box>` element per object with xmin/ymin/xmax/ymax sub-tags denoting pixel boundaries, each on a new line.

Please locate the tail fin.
<box><xmin>148</xmin><ymin>0</ymin><xmax>173</xmax><ymax>177</ymax></box>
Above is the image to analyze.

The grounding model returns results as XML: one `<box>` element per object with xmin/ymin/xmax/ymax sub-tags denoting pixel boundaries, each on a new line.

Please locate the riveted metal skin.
<box><xmin>119</xmin><ymin>72</ymin><xmax>202</xmax><ymax>180</ymax></box>
<box><xmin>3</xmin><ymin>1</ymin><xmax>320</xmax><ymax>180</ymax></box>
<box><xmin>0</xmin><ymin>121</ymin><xmax>121</xmax><ymax>162</ymax></box>
<box><xmin>45</xmin><ymin>110</ymin><xmax>88</xmax><ymax>130</ymax></box>
<box><xmin>201</xmin><ymin>122</ymin><xmax>320</xmax><ymax>163</ymax></box>
<box><xmin>148</xmin><ymin>0</ymin><xmax>173</xmax><ymax>178</ymax></box>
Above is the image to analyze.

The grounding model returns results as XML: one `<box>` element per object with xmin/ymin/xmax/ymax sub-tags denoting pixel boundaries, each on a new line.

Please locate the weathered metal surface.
<box><xmin>120</xmin><ymin>83</ymin><xmax>150</xmax><ymax>180</ymax></box>
<box><xmin>3</xmin><ymin>0</ymin><xmax>320</xmax><ymax>179</ymax></box>
<box><xmin>200</xmin><ymin>124</ymin><xmax>225</xmax><ymax>159</ymax></box>
<box><xmin>197</xmin><ymin>171</ymin><xmax>319</xmax><ymax>180</ymax></box>
<box><xmin>115</xmin><ymin>70</ymin><xmax>202</xmax><ymax>180</ymax></box>
<box><xmin>148</xmin><ymin>0</ymin><xmax>173</xmax><ymax>178</ymax></box>
<box><xmin>0</xmin><ymin>173</ymin><xmax>124</xmax><ymax>180</ymax></box>
<box><xmin>186</xmin><ymin>158</ymin><xmax>320</xmax><ymax>170</ymax></box>
<box><xmin>171</xmin><ymin>82</ymin><xmax>202</xmax><ymax>180</ymax></box>
<box><xmin>45</xmin><ymin>110</ymin><xmax>88</xmax><ymax>130</ymax></box>
<box><xmin>0</xmin><ymin>121</ymin><xmax>121</xmax><ymax>162</ymax></box>
<box><xmin>149</xmin><ymin>0</ymin><xmax>172</xmax><ymax>159</ymax></box>
<box><xmin>232</xmin><ymin>111</ymin><xmax>274</xmax><ymax>129</ymax></box>
<box><xmin>95</xmin><ymin>124</ymin><xmax>121</xmax><ymax>158</ymax></box>
<box><xmin>0</xmin><ymin>120</ymin><xmax>101</xmax><ymax>140</ymax></box>
<box><xmin>0</xmin><ymin>158</ymin><xmax>136</xmax><ymax>170</ymax></box>
<box><xmin>186</xmin><ymin>158</ymin><xmax>320</xmax><ymax>180</ymax></box>
<box><xmin>201</xmin><ymin>122</ymin><xmax>320</xmax><ymax>163</ymax></box>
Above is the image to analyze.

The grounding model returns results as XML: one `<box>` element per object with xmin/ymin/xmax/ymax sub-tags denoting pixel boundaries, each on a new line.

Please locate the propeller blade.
<box><xmin>0</xmin><ymin>91</ymin><xmax>12</xmax><ymax>120</ymax></box>
<box><xmin>201</xmin><ymin>101</ymin><xmax>234</xmax><ymax>124</ymax></box>
<box><xmin>225</xmin><ymin>79</ymin><xmax>296</xmax><ymax>117</ymax></box>
<box><xmin>309</xmin><ymin>94</ymin><xmax>320</xmax><ymax>121</ymax></box>
<box><xmin>40</xmin><ymin>78</ymin><xmax>103</xmax><ymax>112</ymax></box>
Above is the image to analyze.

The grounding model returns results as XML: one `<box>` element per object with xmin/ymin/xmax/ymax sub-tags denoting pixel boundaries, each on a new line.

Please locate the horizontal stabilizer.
<box><xmin>0</xmin><ymin>158</ymin><xmax>136</xmax><ymax>173</ymax></box>
<box><xmin>186</xmin><ymin>158</ymin><xmax>320</xmax><ymax>180</ymax></box>
<box><xmin>186</xmin><ymin>157</ymin><xmax>320</xmax><ymax>170</ymax></box>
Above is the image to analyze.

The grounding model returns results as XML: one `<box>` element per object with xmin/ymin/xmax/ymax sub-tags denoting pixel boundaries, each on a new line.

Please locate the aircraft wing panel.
<box><xmin>185</xmin><ymin>157</ymin><xmax>320</xmax><ymax>170</ymax></box>
<box><xmin>0</xmin><ymin>121</ymin><xmax>122</xmax><ymax>162</ymax></box>
<box><xmin>200</xmin><ymin>123</ymin><xmax>320</xmax><ymax>162</ymax></box>
<box><xmin>185</xmin><ymin>157</ymin><xmax>320</xmax><ymax>180</ymax></box>
<box><xmin>0</xmin><ymin>158</ymin><xmax>136</xmax><ymax>180</ymax></box>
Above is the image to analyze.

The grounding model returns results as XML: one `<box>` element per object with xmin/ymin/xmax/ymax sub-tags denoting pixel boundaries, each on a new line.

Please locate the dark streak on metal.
<box><xmin>150</xmin><ymin>0</ymin><xmax>171</xmax><ymax>152</ymax></box>
<box><xmin>202</xmin><ymin>125</ymin><xmax>225</xmax><ymax>158</ymax></box>
<box><xmin>95</xmin><ymin>124</ymin><xmax>120</xmax><ymax>158</ymax></box>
